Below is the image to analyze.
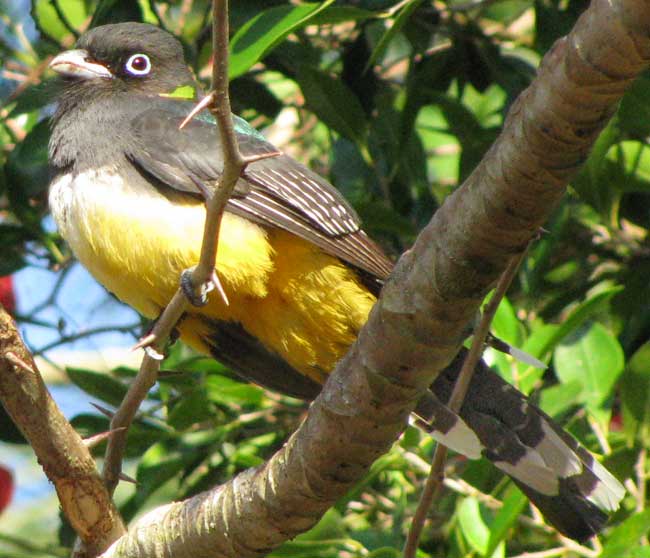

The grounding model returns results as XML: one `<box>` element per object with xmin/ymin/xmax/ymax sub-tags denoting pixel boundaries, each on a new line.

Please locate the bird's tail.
<box><xmin>413</xmin><ymin>351</ymin><xmax>624</xmax><ymax>542</ymax></box>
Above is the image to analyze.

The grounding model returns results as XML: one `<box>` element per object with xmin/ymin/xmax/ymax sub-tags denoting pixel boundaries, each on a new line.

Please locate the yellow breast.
<box><xmin>49</xmin><ymin>167</ymin><xmax>376</xmax><ymax>383</ymax></box>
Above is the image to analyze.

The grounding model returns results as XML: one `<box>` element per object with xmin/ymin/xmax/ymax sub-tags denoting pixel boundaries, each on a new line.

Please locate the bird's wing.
<box><xmin>127</xmin><ymin>98</ymin><xmax>393</xmax><ymax>283</ymax></box>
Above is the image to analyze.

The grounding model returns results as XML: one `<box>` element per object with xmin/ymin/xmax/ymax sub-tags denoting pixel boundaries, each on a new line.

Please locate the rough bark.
<box><xmin>0</xmin><ymin>307</ymin><xmax>126</xmax><ymax>557</ymax></box>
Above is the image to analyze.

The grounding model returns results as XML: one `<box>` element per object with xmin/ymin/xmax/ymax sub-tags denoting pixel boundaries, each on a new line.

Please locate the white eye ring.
<box><xmin>125</xmin><ymin>53</ymin><xmax>151</xmax><ymax>76</ymax></box>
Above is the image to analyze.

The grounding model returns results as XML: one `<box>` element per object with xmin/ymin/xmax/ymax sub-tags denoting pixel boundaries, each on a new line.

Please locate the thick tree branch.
<box><xmin>403</xmin><ymin>243</ymin><xmax>531</xmax><ymax>558</ymax></box>
<box><xmin>0</xmin><ymin>306</ymin><xmax>126</xmax><ymax>557</ymax></box>
<box><xmin>97</xmin><ymin>1</ymin><xmax>650</xmax><ymax>557</ymax></box>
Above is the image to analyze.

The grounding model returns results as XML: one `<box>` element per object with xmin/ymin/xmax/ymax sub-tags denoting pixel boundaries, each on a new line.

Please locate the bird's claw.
<box><xmin>180</xmin><ymin>267</ymin><xmax>213</xmax><ymax>307</ymax></box>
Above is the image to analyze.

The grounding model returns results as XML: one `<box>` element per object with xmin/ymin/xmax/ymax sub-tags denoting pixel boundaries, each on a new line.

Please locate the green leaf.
<box><xmin>293</xmin><ymin>509</ymin><xmax>346</xmax><ymax>542</ymax></box>
<box><xmin>601</xmin><ymin>509</ymin><xmax>650</xmax><ymax>558</ymax></box>
<box><xmin>0</xmin><ymin>224</ymin><xmax>33</xmax><ymax>275</ymax></box>
<box><xmin>458</xmin><ymin>497</ymin><xmax>489</xmax><ymax>555</ymax></box>
<box><xmin>334</xmin><ymin>452</ymin><xmax>404</xmax><ymax>511</ymax></box>
<box><xmin>158</xmin><ymin>84</ymin><xmax>197</xmax><ymax>100</ymax></box>
<box><xmin>490</xmin><ymin>296</ymin><xmax>523</xmax><ymax>347</ymax></box>
<box><xmin>485</xmin><ymin>485</ymin><xmax>527</xmax><ymax>557</ymax></box>
<box><xmin>5</xmin><ymin>118</ymin><xmax>51</xmax><ymax>199</ymax></box>
<box><xmin>204</xmin><ymin>374</ymin><xmax>264</xmax><ymax>407</ymax></box>
<box><xmin>70</xmin><ymin>413</ymin><xmax>166</xmax><ymax>457</ymax></box>
<box><xmin>572</xmin><ymin>116</ymin><xmax>622</xmax><ymax>215</ymax></box>
<box><xmin>310</xmin><ymin>6</ymin><xmax>376</xmax><ymax>25</ymax></box>
<box><xmin>32</xmin><ymin>0</ymin><xmax>87</xmax><ymax>42</ymax></box>
<box><xmin>619</xmin><ymin>77</ymin><xmax>650</xmax><ymax>138</ymax></box>
<box><xmin>167</xmin><ymin>390</ymin><xmax>213</xmax><ymax>430</ymax></box>
<box><xmin>297</xmin><ymin>65</ymin><xmax>368</xmax><ymax>146</ymax></box>
<box><xmin>620</xmin><ymin>341</ymin><xmax>650</xmax><ymax>441</ymax></box>
<box><xmin>135</xmin><ymin>442</ymin><xmax>190</xmax><ymax>502</ymax></box>
<box><xmin>365</xmin><ymin>0</ymin><xmax>425</xmax><ymax>71</ymax></box>
<box><xmin>366</xmin><ymin>549</ymin><xmax>402</xmax><ymax>558</ymax></box>
<box><xmin>66</xmin><ymin>368</ymin><xmax>128</xmax><ymax>407</ymax></box>
<box><xmin>538</xmin><ymin>380</ymin><xmax>583</xmax><ymax>417</ymax></box>
<box><xmin>606</xmin><ymin>141</ymin><xmax>650</xmax><ymax>192</ymax></box>
<box><xmin>554</xmin><ymin>322</ymin><xmax>624</xmax><ymax>410</ymax></box>
<box><xmin>536</xmin><ymin>286</ymin><xmax>623</xmax><ymax>358</ymax></box>
<box><xmin>89</xmin><ymin>0</ymin><xmax>143</xmax><ymax>27</ymax></box>
<box><xmin>229</xmin><ymin>1</ymin><xmax>336</xmax><ymax>79</ymax></box>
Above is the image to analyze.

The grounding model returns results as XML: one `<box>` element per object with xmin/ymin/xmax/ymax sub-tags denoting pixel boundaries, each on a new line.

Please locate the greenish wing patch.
<box><xmin>233</xmin><ymin>114</ymin><xmax>268</xmax><ymax>142</ymax></box>
<box><xmin>158</xmin><ymin>84</ymin><xmax>198</xmax><ymax>100</ymax></box>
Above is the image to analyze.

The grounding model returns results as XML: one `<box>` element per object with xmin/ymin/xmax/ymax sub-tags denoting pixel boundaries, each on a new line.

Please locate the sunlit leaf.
<box><xmin>554</xmin><ymin>322</ymin><xmax>624</xmax><ymax>410</ymax></box>
<box><xmin>229</xmin><ymin>1</ymin><xmax>336</xmax><ymax>79</ymax></box>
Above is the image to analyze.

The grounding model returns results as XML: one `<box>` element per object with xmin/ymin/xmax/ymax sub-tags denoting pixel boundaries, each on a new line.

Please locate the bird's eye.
<box><xmin>125</xmin><ymin>53</ymin><xmax>151</xmax><ymax>76</ymax></box>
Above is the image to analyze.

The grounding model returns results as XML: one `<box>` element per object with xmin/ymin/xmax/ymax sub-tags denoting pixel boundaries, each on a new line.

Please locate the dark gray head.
<box><xmin>50</xmin><ymin>22</ymin><xmax>195</xmax><ymax>97</ymax></box>
<box><xmin>48</xmin><ymin>23</ymin><xmax>196</xmax><ymax>171</ymax></box>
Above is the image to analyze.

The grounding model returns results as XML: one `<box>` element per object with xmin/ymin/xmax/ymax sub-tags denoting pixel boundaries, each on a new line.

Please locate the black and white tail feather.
<box><xmin>414</xmin><ymin>349</ymin><xmax>624</xmax><ymax>542</ymax></box>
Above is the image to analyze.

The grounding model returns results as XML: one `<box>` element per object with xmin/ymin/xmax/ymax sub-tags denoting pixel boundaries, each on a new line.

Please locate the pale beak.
<box><xmin>49</xmin><ymin>49</ymin><xmax>113</xmax><ymax>80</ymax></box>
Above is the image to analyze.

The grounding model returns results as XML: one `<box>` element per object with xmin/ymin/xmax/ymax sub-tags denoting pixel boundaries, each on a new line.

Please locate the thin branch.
<box><xmin>32</xmin><ymin>323</ymin><xmax>140</xmax><ymax>356</ymax></box>
<box><xmin>100</xmin><ymin>0</ymin><xmax>270</xmax><ymax>496</ymax></box>
<box><xmin>403</xmin><ymin>243</ymin><xmax>531</xmax><ymax>558</ymax></box>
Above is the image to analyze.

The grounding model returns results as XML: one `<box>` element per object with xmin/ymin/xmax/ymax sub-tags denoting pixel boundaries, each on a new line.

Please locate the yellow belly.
<box><xmin>49</xmin><ymin>167</ymin><xmax>376</xmax><ymax>382</ymax></box>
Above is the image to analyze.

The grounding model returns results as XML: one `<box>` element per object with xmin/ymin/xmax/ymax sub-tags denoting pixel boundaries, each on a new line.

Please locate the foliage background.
<box><xmin>1</xmin><ymin>0</ymin><xmax>650</xmax><ymax>556</ymax></box>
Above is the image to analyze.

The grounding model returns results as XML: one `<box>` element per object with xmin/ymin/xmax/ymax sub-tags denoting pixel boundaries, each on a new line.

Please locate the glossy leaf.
<box><xmin>485</xmin><ymin>486</ymin><xmax>527</xmax><ymax>557</ymax></box>
<box><xmin>458</xmin><ymin>497</ymin><xmax>488</xmax><ymax>554</ymax></box>
<box><xmin>167</xmin><ymin>390</ymin><xmax>214</xmax><ymax>430</ymax></box>
<box><xmin>297</xmin><ymin>65</ymin><xmax>368</xmax><ymax>146</ymax></box>
<box><xmin>229</xmin><ymin>1</ymin><xmax>336</xmax><ymax>79</ymax></box>
<box><xmin>66</xmin><ymin>368</ymin><xmax>128</xmax><ymax>407</ymax></box>
<box><xmin>554</xmin><ymin>322</ymin><xmax>624</xmax><ymax>409</ymax></box>
<box><xmin>620</xmin><ymin>341</ymin><xmax>650</xmax><ymax>441</ymax></box>
<box><xmin>365</xmin><ymin>0</ymin><xmax>425</xmax><ymax>71</ymax></box>
<box><xmin>601</xmin><ymin>510</ymin><xmax>650</xmax><ymax>558</ymax></box>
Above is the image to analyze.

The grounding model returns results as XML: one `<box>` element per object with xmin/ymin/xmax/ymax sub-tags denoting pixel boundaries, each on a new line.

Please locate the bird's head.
<box><xmin>49</xmin><ymin>22</ymin><xmax>196</xmax><ymax>97</ymax></box>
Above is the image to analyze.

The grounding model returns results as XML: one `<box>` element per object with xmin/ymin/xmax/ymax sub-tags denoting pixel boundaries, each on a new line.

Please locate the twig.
<box><xmin>100</xmin><ymin>0</ymin><xmax>273</xmax><ymax>496</ymax></box>
<box><xmin>507</xmin><ymin>547</ymin><xmax>568</xmax><ymax>558</ymax></box>
<box><xmin>636</xmin><ymin>448</ymin><xmax>647</xmax><ymax>514</ymax></box>
<box><xmin>0</xmin><ymin>532</ymin><xmax>67</xmax><ymax>558</ymax></box>
<box><xmin>588</xmin><ymin>416</ymin><xmax>612</xmax><ymax>455</ymax></box>
<box><xmin>403</xmin><ymin>243</ymin><xmax>532</xmax><ymax>558</ymax></box>
<box><xmin>557</xmin><ymin>536</ymin><xmax>599</xmax><ymax>558</ymax></box>
<box><xmin>102</xmin><ymin>356</ymin><xmax>161</xmax><ymax>494</ymax></box>
<box><xmin>32</xmin><ymin>322</ymin><xmax>140</xmax><ymax>356</ymax></box>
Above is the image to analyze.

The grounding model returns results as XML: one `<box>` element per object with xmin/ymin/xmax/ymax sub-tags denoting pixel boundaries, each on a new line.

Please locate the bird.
<box><xmin>47</xmin><ymin>22</ymin><xmax>624</xmax><ymax>541</ymax></box>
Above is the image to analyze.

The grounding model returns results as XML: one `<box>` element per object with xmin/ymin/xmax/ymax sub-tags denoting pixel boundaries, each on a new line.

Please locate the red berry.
<box><xmin>0</xmin><ymin>276</ymin><xmax>16</xmax><ymax>316</ymax></box>
<box><xmin>0</xmin><ymin>465</ymin><xmax>14</xmax><ymax>514</ymax></box>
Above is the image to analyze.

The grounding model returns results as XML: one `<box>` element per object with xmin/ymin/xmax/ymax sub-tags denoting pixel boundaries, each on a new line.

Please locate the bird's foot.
<box><xmin>180</xmin><ymin>267</ymin><xmax>212</xmax><ymax>307</ymax></box>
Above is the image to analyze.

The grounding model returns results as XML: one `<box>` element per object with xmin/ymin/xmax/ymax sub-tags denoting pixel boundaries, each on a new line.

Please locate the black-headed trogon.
<box><xmin>47</xmin><ymin>22</ymin><xmax>624</xmax><ymax>541</ymax></box>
